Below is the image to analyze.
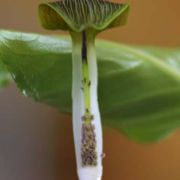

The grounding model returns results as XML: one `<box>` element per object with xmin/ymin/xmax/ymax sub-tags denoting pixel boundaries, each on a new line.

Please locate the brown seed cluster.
<box><xmin>81</xmin><ymin>123</ymin><xmax>97</xmax><ymax>166</ymax></box>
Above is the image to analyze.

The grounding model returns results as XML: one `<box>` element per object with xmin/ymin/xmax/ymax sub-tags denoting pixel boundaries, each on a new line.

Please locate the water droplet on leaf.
<box><xmin>22</xmin><ymin>89</ymin><xmax>27</xmax><ymax>97</ymax></box>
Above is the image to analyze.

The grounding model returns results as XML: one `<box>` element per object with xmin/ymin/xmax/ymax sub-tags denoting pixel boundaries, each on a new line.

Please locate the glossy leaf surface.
<box><xmin>0</xmin><ymin>30</ymin><xmax>180</xmax><ymax>142</ymax></box>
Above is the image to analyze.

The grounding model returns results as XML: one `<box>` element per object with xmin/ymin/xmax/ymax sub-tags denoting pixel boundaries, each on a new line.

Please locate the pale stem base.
<box><xmin>71</xmin><ymin>33</ymin><xmax>103</xmax><ymax>180</ymax></box>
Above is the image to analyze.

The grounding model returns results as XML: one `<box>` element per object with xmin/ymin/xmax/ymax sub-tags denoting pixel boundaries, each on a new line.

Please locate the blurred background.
<box><xmin>0</xmin><ymin>0</ymin><xmax>180</xmax><ymax>179</ymax></box>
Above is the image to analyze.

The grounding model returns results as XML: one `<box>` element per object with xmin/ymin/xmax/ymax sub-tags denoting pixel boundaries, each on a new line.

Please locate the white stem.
<box><xmin>71</xmin><ymin>33</ymin><xmax>103</xmax><ymax>180</ymax></box>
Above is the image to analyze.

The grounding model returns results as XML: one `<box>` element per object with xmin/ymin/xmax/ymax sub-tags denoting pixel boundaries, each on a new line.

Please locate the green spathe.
<box><xmin>0</xmin><ymin>30</ymin><xmax>180</xmax><ymax>142</ymax></box>
<box><xmin>38</xmin><ymin>0</ymin><xmax>129</xmax><ymax>32</ymax></box>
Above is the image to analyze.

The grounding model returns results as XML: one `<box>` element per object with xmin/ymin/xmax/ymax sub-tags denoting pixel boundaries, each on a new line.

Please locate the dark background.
<box><xmin>0</xmin><ymin>0</ymin><xmax>180</xmax><ymax>179</ymax></box>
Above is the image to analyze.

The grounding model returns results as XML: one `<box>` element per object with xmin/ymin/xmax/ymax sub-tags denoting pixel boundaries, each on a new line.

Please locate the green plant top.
<box><xmin>39</xmin><ymin>0</ymin><xmax>129</xmax><ymax>32</ymax></box>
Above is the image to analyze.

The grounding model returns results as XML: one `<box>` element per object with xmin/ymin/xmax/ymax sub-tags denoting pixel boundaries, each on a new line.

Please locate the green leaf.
<box><xmin>0</xmin><ymin>51</ymin><xmax>11</xmax><ymax>90</ymax></box>
<box><xmin>0</xmin><ymin>30</ymin><xmax>180</xmax><ymax>143</ymax></box>
<box><xmin>38</xmin><ymin>0</ymin><xmax>129</xmax><ymax>32</ymax></box>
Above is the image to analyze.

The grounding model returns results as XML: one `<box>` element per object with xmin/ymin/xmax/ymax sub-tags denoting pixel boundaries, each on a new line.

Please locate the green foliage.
<box><xmin>0</xmin><ymin>47</ymin><xmax>11</xmax><ymax>89</ymax></box>
<box><xmin>0</xmin><ymin>30</ymin><xmax>180</xmax><ymax>142</ymax></box>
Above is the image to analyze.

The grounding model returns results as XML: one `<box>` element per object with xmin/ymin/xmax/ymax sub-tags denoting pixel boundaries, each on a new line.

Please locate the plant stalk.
<box><xmin>71</xmin><ymin>31</ymin><xmax>103</xmax><ymax>180</ymax></box>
